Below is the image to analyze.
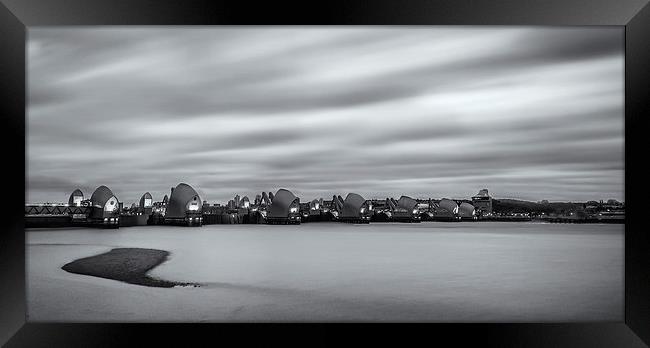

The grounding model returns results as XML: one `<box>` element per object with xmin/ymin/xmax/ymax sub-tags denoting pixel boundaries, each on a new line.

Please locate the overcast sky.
<box><xmin>27</xmin><ymin>27</ymin><xmax>624</xmax><ymax>205</ymax></box>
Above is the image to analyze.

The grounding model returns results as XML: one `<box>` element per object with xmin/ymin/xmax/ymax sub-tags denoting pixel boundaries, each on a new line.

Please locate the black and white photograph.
<box><xmin>25</xmin><ymin>26</ymin><xmax>624</xmax><ymax>322</ymax></box>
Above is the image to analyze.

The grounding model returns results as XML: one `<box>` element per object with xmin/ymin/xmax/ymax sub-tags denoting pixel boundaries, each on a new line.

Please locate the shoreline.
<box><xmin>27</xmin><ymin>219</ymin><xmax>624</xmax><ymax>232</ymax></box>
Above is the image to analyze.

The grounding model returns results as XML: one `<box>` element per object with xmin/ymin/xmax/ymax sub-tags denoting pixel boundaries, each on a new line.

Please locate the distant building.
<box><xmin>139</xmin><ymin>192</ymin><xmax>153</xmax><ymax>214</ymax></box>
<box><xmin>310</xmin><ymin>199</ymin><xmax>320</xmax><ymax>211</ymax></box>
<box><xmin>261</xmin><ymin>192</ymin><xmax>271</xmax><ymax>206</ymax></box>
<box><xmin>267</xmin><ymin>189</ymin><xmax>301</xmax><ymax>224</ymax></box>
<box><xmin>241</xmin><ymin>196</ymin><xmax>250</xmax><ymax>208</ymax></box>
<box><xmin>152</xmin><ymin>194</ymin><xmax>169</xmax><ymax>215</ymax></box>
<box><xmin>89</xmin><ymin>185</ymin><xmax>120</xmax><ymax>224</ymax></box>
<box><xmin>140</xmin><ymin>192</ymin><xmax>153</xmax><ymax>209</ymax></box>
<box><xmin>472</xmin><ymin>189</ymin><xmax>493</xmax><ymax>215</ymax></box>
<box><xmin>165</xmin><ymin>183</ymin><xmax>202</xmax><ymax>226</ymax></box>
<box><xmin>340</xmin><ymin>193</ymin><xmax>372</xmax><ymax>223</ymax></box>
<box><xmin>68</xmin><ymin>189</ymin><xmax>84</xmax><ymax>206</ymax></box>
<box><xmin>392</xmin><ymin>196</ymin><xmax>420</xmax><ymax>222</ymax></box>
<box><xmin>458</xmin><ymin>202</ymin><xmax>476</xmax><ymax>220</ymax></box>
<box><xmin>434</xmin><ymin>198</ymin><xmax>459</xmax><ymax>220</ymax></box>
<box><xmin>607</xmin><ymin>199</ymin><xmax>622</xmax><ymax>206</ymax></box>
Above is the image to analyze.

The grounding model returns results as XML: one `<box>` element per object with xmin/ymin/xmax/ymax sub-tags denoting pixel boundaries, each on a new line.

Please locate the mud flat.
<box><xmin>62</xmin><ymin>248</ymin><xmax>198</xmax><ymax>288</ymax></box>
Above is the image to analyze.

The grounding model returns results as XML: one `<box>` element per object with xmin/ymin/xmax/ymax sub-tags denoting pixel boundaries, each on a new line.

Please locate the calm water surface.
<box><xmin>27</xmin><ymin>222</ymin><xmax>623</xmax><ymax>322</ymax></box>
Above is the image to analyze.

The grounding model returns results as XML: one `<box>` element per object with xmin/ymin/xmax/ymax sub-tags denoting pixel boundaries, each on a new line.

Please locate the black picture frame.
<box><xmin>1</xmin><ymin>1</ymin><xmax>648</xmax><ymax>346</ymax></box>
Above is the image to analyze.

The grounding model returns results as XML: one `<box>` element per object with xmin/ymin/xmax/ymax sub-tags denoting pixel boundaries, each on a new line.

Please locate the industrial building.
<box><xmin>151</xmin><ymin>194</ymin><xmax>168</xmax><ymax>216</ymax></box>
<box><xmin>472</xmin><ymin>189</ymin><xmax>493</xmax><ymax>216</ymax></box>
<box><xmin>115</xmin><ymin>192</ymin><xmax>153</xmax><ymax>227</ymax></box>
<box><xmin>339</xmin><ymin>193</ymin><xmax>372</xmax><ymax>223</ymax></box>
<box><xmin>458</xmin><ymin>202</ymin><xmax>477</xmax><ymax>220</ymax></box>
<box><xmin>28</xmin><ymin>184</ymin><xmax>624</xmax><ymax>228</ymax></box>
<box><xmin>295</xmin><ymin>198</ymin><xmax>326</xmax><ymax>222</ymax></box>
<box><xmin>392</xmin><ymin>196</ymin><xmax>421</xmax><ymax>222</ymax></box>
<box><xmin>266</xmin><ymin>189</ymin><xmax>301</xmax><ymax>224</ymax></box>
<box><xmin>89</xmin><ymin>185</ymin><xmax>120</xmax><ymax>227</ymax></box>
<box><xmin>261</xmin><ymin>192</ymin><xmax>271</xmax><ymax>206</ymax></box>
<box><xmin>309</xmin><ymin>199</ymin><xmax>320</xmax><ymax>212</ymax></box>
<box><xmin>68</xmin><ymin>189</ymin><xmax>84</xmax><ymax>207</ymax></box>
<box><xmin>139</xmin><ymin>192</ymin><xmax>153</xmax><ymax>213</ymax></box>
<box><xmin>165</xmin><ymin>183</ymin><xmax>202</xmax><ymax>226</ymax></box>
<box><xmin>330</xmin><ymin>195</ymin><xmax>345</xmax><ymax>220</ymax></box>
<box><xmin>434</xmin><ymin>198</ymin><xmax>460</xmax><ymax>221</ymax></box>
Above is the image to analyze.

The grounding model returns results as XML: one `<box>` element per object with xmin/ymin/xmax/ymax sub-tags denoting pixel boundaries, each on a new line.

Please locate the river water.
<box><xmin>26</xmin><ymin>221</ymin><xmax>623</xmax><ymax>322</ymax></box>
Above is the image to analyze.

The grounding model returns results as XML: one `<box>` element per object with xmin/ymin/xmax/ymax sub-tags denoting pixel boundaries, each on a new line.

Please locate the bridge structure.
<box><xmin>25</xmin><ymin>204</ymin><xmax>90</xmax><ymax>217</ymax></box>
<box><xmin>24</xmin><ymin>203</ymin><xmax>109</xmax><ymax>228</ymax></box>
<box><xmin>26</xmin><ymin>186</ymin><xmax>131</xmax><ymax>228</ymax></box>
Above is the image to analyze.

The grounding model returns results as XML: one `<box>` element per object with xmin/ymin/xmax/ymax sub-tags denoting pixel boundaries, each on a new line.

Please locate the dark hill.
<box><xmin>493</xmin><ymin>199</ymin><xmax>585</xmax><ymax>214</ymax></box>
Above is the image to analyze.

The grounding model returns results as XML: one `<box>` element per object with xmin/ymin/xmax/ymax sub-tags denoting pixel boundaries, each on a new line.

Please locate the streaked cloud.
<box><xmin>27</xmin><ymin>27</ymin><xmax>624</xmax><ymax>204</ymax></box>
